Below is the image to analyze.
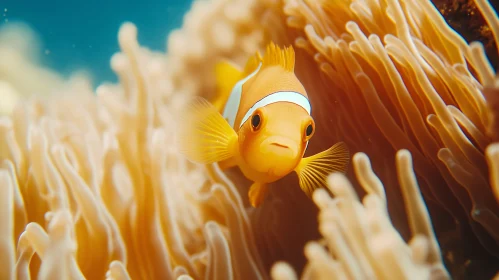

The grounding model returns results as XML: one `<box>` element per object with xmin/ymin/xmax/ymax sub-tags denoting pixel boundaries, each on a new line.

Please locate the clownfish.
<box><xmin>178</xmin><ymin>42</ymin><xmax>350</xmax><ymax>207</ymax></box>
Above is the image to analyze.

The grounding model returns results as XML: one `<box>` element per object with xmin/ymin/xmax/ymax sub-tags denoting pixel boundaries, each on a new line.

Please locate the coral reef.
<box><xmin>1</xmin><ymin>0</ymin><xmax>499</xmax><ymax>279</ymax></box>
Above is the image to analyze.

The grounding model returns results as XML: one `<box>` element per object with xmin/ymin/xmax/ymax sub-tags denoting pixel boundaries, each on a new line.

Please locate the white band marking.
<box><xmin>222</xmin><ymin>63</ymin><xmax>262</xmax><ymax>128</ymax></box>
<box><xmin>239</xmin><ymin>91</ymin><xmax>311</xmax><ymax>129</ymax></box>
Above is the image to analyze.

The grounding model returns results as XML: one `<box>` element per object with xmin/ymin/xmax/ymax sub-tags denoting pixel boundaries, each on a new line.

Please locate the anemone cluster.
<box><xmin>0</xmin><ymin>0</ymin><xmax>499</xmax><ymax>279</ymax></box>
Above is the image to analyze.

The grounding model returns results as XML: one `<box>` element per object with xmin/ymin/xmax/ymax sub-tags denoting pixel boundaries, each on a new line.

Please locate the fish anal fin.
<box><xmin>213</xmin><ymin>60</ymin><xmax>242</xmax><ymax>112</ymax></box>
<box><xmin>248</xmin><ymin>182</ymin><xmax>269</xmax><ymax>208</ymax></box>
<box><xmin>178</xmin><ymin>97</ymin><xmax>238</xmax><ymax>164</ymax></box>
<box><xmin>218</xmin><ymin>157</ymin><xmax>238</xmax><ymax>170</ymax></box>
<box><xmin>294</xmin><ymin>142</ymin><xmax>350</xmax><ymax>197</ymax></box>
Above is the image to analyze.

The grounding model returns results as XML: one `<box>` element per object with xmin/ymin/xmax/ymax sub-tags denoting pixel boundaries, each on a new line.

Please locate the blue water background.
<box><xmin>0</xmin><ymin>0</ymin><xmax>193</xmax><ymax>87</ymax></box>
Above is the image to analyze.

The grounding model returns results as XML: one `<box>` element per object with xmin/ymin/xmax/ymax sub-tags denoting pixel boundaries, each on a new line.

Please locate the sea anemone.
<box><xmin>247</xmin><ymin>0</ymin><xmax>499</xmax><ymax>276</ymax></box>
<box><xmin>1</xmin><ymin>0</ymin><xmax>499</xmax><ymax>279</ymax></box>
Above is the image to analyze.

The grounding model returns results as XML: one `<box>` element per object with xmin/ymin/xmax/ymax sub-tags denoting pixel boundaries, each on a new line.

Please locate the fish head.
<box><xmin>239</xmin><ymin>102</ymin><xmax>315</xmax><ymax>177</ymax></box>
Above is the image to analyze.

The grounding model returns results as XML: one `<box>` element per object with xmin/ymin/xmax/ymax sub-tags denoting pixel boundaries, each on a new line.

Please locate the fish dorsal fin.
<box><xmin>261</xmin><ymin>41</ymin><xmax>295</xmax><ymax>72</ymax></box>
<box><xmin>178</xmin><ymin>97</ymin><xmax>238</xmax><ymax>164</ymax></box>
<box><xmin>243</xmin><ymin>51</ymin><xmax>263</xmax><ymax>76</ymax></box>
<box><xmin>218</xmin><ymin>41</ymin><xmax>295</xmax><ymax>129</ymax></box>
<box><xmin>294</xmin><ymin>142</ymin><xmax>350</xmax><ymax>197</ymax></box>
<box><xmin>213</xmin><ymin>60</ymin><xmax>243</xmax><ymax>112</ymax></box>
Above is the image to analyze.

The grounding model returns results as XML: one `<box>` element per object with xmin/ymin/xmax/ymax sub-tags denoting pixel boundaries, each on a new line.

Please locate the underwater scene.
<box><xmin>1</xmin><ymin>0</ymin><xmax>499</xmax><ymax>279</ymax></box>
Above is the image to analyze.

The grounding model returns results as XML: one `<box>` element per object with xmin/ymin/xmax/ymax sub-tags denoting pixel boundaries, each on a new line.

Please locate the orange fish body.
<box><xmin>179</xmin><ymin>42</ymin><xmax>349</xmax><ymax>207</ymax></box>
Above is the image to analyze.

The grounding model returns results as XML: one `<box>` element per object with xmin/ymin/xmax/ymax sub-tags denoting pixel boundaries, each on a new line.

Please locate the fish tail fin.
<box><xmin>213</xmin><ymin>60</ymin><xmax>242</xmax><ymax>112</ymax></box>
<box><xmin>294</xmin><ymin>142</ymin><xmax>350</xmax><ymax>197</ymax></box>
<box><xmin>178</xmin><ymin>97</ymin><xmax>238</xmax><ymax>164</ymax></box>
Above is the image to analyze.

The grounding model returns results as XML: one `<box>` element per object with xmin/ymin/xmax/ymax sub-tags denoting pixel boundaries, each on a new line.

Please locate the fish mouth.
<box><xmin>270</xmin><ymin>142</ymin><xmax>289</xmax><ymax>149</ymax></box>
<box><xmin>261</xmin><ymin>136</ymin><xmax>298</xmax><ymax>156</ymax></box>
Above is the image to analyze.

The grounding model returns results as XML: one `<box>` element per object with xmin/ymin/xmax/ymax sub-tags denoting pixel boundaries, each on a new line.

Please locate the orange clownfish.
<box><xmin>179</xmin><ymin>42</ymin><xmax>350</xmax><ymax>207</ymax></box>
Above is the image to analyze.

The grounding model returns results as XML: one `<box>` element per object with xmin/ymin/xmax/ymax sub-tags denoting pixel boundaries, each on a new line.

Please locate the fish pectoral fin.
<box><xmin>213</xmin><ymin>60</ymin><xmax>242</xmax><ymax>112</ymax></box>
<box><xmin>178</xmin><ymin>97</ymin><xmax>238</xmax><ymax>164</ymax></box>
<box><xmin>248</xmin><ymin>182</ymin><xmax>269</xmax><ymax>208</ymax></box>
<box><xmin>294</xmin><ymin>142</ymin><xmax>350</xmax><ymax>198</ymax></box>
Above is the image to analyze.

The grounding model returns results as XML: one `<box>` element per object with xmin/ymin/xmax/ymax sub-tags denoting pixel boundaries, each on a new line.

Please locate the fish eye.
<box><xmin>304</xmin><ymin>120</ymin><xmax>315</xmax><ymax>140</ymax></box>
<box><xmin>306</xmin><ymin>124</ymin><xmax>313</xmax><ymax>136</ymax></box>
<box><xmin>251</xmin><ymin>113</ymin><xmax>262</xmax><ymax>131</ymax></box>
